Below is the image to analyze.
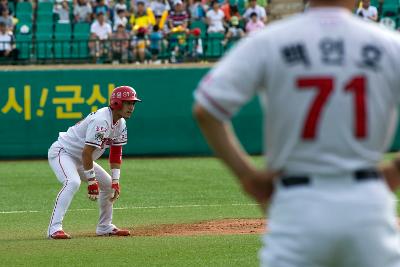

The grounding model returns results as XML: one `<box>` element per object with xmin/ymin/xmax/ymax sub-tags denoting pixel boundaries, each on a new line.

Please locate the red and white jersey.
<box><xmin>194</xmin><ymin>8</ymin><xmax>400</xmax><ymax>175</ymax></box>
<box><xmin>58</xmin><ymin>107</ymin><xmax>127</xmax><ymax>160</ymax></box>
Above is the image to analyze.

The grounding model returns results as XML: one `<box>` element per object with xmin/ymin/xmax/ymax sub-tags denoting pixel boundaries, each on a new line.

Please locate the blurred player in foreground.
<box><xmin>47</xmin><ymin>86</ymin><xmax>141</xmax><ymax>239</ymax></box>
<box><xmin>193</xmin><ymin>0</ymin><xmax>400</xmax><ymax>265</ymax></box>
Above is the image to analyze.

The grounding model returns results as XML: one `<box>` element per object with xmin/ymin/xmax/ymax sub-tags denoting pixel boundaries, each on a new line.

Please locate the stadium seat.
<box><xmin>36</xmin><ymin>22</ymin><xmax>53</xmax><ymax>35</ymax></box>
<box><xmin>71</xmin><ymin>39</ymin><xmax>90</xmax><ymax>59</ymax></box>
<box><xmin>237</xmin><ymin>0</ymin><xmax>246</xmax><ymax>14</ymax></box>
<box><xmin>189</xmin><ymin>20</ymin><xmax>207</xmax><ymax>38</ymax></box>
<box><xmin>36</xmin><ymin>13</ymin><xmax>55</xmax><ymax>23</ymax></box>
<box><xmin>16</xmin><ymin>22</ymin><xmax>32</xmax><ymax>35</ymax></box>
<box><xmin>370</xmin><ymin>0</ymin><xmax>379</xmax><ymax>7</ymax></box>
<box><xmin>205</xmin><ymin>32</ymin><xmax>224</xmax><ymax>59</ymax></box>
<box><xmin>36</xmin><ymin>34</ymin><xmax>54</xmax><ymax>59</ymax></box>
<box><xmin>16</xmin><ymin>2</ymin><xmax>32</xmax><ymax>15</ymax></box>
<box><xmin>383</xmin><ymin>0</ymin><xmax>399</xmax><ymax>6</ymax></box>
<box><xmin>71</xmin><ymin>23</ymin><xmax>91</xmax><ymax>58</ymax></box>
<box><xmin>382</xmin><ymin>5</ymin><xmax>399</xmax><ymax>17</ymax></box>
<box><xmin>73</xmin><ymin>22</ymin><xmax>90</xmax><ymax>37</ymax></box>
<box><xmin>16</xmin><ymin>13</ymin><xmax>33</xmax><ymax>24</ymax></box>
<box><xmin>55</xmin><ymin>23</ymin><xmax>72</xmax><ymax>36</ymax></box>
<box><xmin>37</xmin><ymin>2</ymin><xmax>54</xmax><ymax>16</ymax></box>
<box><xmin>54</xmin><ymin>23</ymin><xmax>72</xmax><ymax>58</ymax></box>
<box><xmin>15</xmin><ymin>34</ymin><xmax>32</xmax><ymax>59</ymax></box>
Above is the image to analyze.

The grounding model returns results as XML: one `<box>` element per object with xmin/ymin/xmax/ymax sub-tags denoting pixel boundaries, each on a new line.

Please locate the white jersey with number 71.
<box><xmin>194</xmin><ymin>8</ymin><xmax>400</xmax><ymax>175</ymax></box>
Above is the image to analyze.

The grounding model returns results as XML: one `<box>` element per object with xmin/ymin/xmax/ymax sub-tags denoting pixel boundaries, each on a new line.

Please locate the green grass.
<box><xmin>1</xmin><ymin>155</ymin><xmax>397</xmax><ymax>266</ymax></box>
<box><xmin>0</xmin><ymin>157</ymin><xmax>265</xmax><ymax>266</ymax></box>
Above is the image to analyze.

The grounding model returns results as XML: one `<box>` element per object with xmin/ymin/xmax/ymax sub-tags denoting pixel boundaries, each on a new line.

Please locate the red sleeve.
<box><xmin>109</xmin><ymin>145</ymin><xmax>122</xmax><ymax>164</ymax></box>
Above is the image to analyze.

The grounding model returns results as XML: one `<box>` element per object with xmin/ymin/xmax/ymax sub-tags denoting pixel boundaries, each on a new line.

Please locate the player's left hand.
<box><xmin>110</xmin><ymin>180</ymin><xmax>120</xmax><ymax>202</ymax></box>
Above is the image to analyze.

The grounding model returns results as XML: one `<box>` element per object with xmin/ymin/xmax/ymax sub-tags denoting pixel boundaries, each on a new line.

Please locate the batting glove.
<box><xmin>88</xmin><ymin>178</ymin><xmax>99</xmax><ymax>201</ymax></box>
<box><xmin>111</xmin><ymin>180</ymin><xmax>120</xmax><ymax>202</ymax></box>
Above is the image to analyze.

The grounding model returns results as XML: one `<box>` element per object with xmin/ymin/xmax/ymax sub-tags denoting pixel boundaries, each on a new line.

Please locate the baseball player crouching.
<box><xmin>47</xmin><ymin>86</ymin><xmax>141</xmax><ymax>239</ymax></box>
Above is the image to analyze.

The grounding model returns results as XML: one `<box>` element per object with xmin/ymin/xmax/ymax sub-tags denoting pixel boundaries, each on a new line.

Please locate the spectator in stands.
<box><xmin>187</xmin><ymin>0</ymin><xmax>206</xmax><ymax>21</ymax></box>
<box><xmin>0</xmin><ymin>0</ymin><xmax>12</xmax><ymax>16</ymax></box>
<box><xmin>129</xmin><ymin>0</ymin><xmax>153</xmax><ymax>33</ymax></box>
<box><xmin>167</xmin><ymin>0</ymin><xmax>188</xmax><ymax>63</ymax></box>
<box><xmin>150</xmin><ymin>0</ymin><xmax>169</xmax><ymax>18</ymax></box>
<box><xmin>53</xmin><ymin>0</ymin><xmax>71</xmax><ymax>24</ymax></box>
<box><xmin>131</xmin><ymin>26</ymin><xmax>149</xmax><ymax>63</ymax></box>
<box><xmin>221</xmin><ymin>15</ymin><xmax>243</xmax><ymax>46</ymax></box>
<box><xmin>149</xmin><ymin>24</ymin><xmax>162</xmax><ymax>63</ymax></box>
<box><xmin>93</xmin><ymin>0</ymin><xmax>110</xmax><ymax>21</ymax></box>
<box><xmin>245</xmin><ymin>12</ymin><xmax>264</xmax><ymax>33</ymax></box>
<box><xmin>89</xmin><ymin>11</ymin><xmax>112</xmax><ymax>59</ymax></box>
<box><xmin>206</xmin><ymin>0</ymin><xmax>225</xmax><ymax>33</ymax></box>
<box><xmin>111</xmin><ymin>23</ymin><xmax>130</xmax><ymax>63</ymax></box>
<box><xmin>220</xmin><ymin>1</ymin><xmax>240</xmax><ymax>22</ymax></box>
<box><xmin>0</xmin><ymin>7</ymin><xmax>13</xmax><ymax>33</ymax></box>
<box><xmin>0</xmin><ymin>21</ymin><xmax>17</xmax><ymax>60</ymax></box>
<box><xmin>168</xmin><ymin>0</ymin><xmax>189</xmax><ymax>32</ymax></box>
<box><xmin>356</xmin><ymin>0</ymin><xmax>378</xmax><ymax>21</ymax></box>
<box><xmin>113</xmin><ymin>0</ymin><xmax>127</xmax><ymax>18</ymax></box>
<box><xmin>74</xmin><ymin>0</ymin><xmax>93</xmax><ymax>23</ymax></box>
<box><xmin>243</xmin><ymin>0</ymin><xmax>266</xmax><ymax>24</ymax></box>
<box><xmin>113</xmin><ymin>8</ymin><xmax>128</xmax><ymax>31</ymax></box>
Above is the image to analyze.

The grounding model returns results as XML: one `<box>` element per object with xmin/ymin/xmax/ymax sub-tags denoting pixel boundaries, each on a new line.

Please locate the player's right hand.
<box><xmin>239</xmin><ymin>169</ymin><xmax>281</xmax><ymax>211</ymax></box>
<box><xmin>87</xmin><ymin>178</ymin><xmax>99</xmax><ymax>201</ymax></box>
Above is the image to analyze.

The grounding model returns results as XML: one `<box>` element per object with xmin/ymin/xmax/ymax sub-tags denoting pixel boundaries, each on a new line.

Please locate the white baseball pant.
<box><xmin>260</xmin><ymin>173</ymin><xmax>400</xmax><ymax>267</ymax></box>
<box><xmin>47</xmin><ymin>141</ymin><xmax>116</xmax><ymax>237</ymax></box>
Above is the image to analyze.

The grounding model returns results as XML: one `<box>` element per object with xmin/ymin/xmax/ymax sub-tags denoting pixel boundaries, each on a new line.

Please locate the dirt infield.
<box><xmin>1</xmin><ymin>63</ymin><xmax>214</xmax><ymax>71</ymax></box>
<box><xmin>78</xmin><ymin>219</ymin><xmax>266</xmax><ymax>238</ymax></box>
<box><xmin>131</xmin><ymin>218</ymin><xmax>266</xmax><ymax>237</ymax></box>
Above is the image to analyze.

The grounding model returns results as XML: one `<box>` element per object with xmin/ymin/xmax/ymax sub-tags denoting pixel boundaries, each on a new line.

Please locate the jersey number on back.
<box><xmin>297</xmin><ymin>76</ymin><xmax>367</xmax><ymax>140</ymax></box>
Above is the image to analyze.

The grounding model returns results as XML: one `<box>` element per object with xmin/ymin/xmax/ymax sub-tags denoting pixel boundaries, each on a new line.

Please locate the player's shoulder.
<box><xmin>118</xmin><ymin>118</ymin><xmax>127</xmax><ymax>128</ymax></box>
<box><xmin>356</xmin><ymin>18</ymin><xmax>400</xmax><ymax>46</ymax></box>
<box><xmin>87</xmin><ymin>107</ymin><xmax>112</xmax><ymax>127</ymax></box>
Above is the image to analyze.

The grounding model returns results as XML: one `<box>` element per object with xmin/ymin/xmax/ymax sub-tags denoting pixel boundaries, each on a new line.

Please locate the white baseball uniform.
<box><xmin>194</xmin><ymin>8</ymin><xmax>400</xmax><ymax>267</ymax></box>
<box><xmin>48</xmin><ymin>107</ymin><xmax>127</xmax><ymax>237</ymax></box>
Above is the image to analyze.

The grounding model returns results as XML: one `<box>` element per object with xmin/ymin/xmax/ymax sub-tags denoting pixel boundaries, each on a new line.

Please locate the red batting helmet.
<box><xmin>110</xmin><ymin>86</ymin><xmax>141</xmax><ymax>110</ymax></box>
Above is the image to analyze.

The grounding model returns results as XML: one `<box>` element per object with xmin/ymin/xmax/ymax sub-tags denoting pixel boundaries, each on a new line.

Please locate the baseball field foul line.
<box><xmin>0</xmin><ymin>203</ymin><xmax>258</xmax><ymax>214</ymax></box>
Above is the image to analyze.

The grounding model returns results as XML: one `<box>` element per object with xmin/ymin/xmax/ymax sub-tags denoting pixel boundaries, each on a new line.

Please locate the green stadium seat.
<box><xmin>54</xmin><ymin>23</ymin><xmax>72</xmax><ymax>58</ymax></box>
<box><xmin>37</xmin><ymin>2</ymin><xmax>54</xmax><ymax>15</ymax></box>
<box><xmin>36</xmin><ymin>13</ymin><xmax>55</xmax><ymax>23</ymax></box>
<box><xmin>237</xmin><ymin>0</ymin><xmax>247</xmax><ymax>14</ymax></box>
<box><xmin>36</xmin><ymin>34</ymin><xmax>53</xmax><ymax>59</ymax></box>
<box><xmin>15</xmin><ymin>22</ymin><xmax>32</xmax><ymax>35</ymax></box>
<box><xmin>36</xmin><ymin>23</ymin><xmax>53</xmax><ymax>35</ymax></box>
<box><xmin>370</xmin><ymin>0</ymin><xmax>379</xmax><ymax>7</ymax></box>
<box><xmin>383</xmin><ymin>0</ymin><xmax>399</xmax><ymax>6</ymax></box>
<box><xmin>71</xmin><ymin>23</ymin><xmax>90</xmax><ymax>59</ymax></box>
<box><xmin>71</xmin><ymin>39</ymin><xmax>89</xmax><ymax>58</ymax></box>
<box><xmin>16</xmin><ymin>13</ymin><xmax>33</xmax><ymax>24</ymax></box>
<box><xmin>189</xmin><ymin>20</ymin><xmax>207</xmax><ymax>38</ymax></box>
<box><xmin>15</xmin><ymin>34</ymin><xmax>32</xmax><ymax>59</ymax></box>
<box><xmin>16</xmin><ymin>2</ymin><xmax>32</xmax><ymax>15</ymax></box>
<box><xmin>55</xmin><ymin>23</ymin><xmax>71</xmax><ymax>36</ymax></box>
<box><xmin>54</xmin><ymin>40</ymin><xmax>71</xmax><ymax>58</ymax></box>
<box><xmin>205</xmin><ymin>32</ymin><xmax>224</xmax><ymax>59</ymax></box>
<box><xmin>382</xmin><ymin>5</ymin><xmax>399</xmax><ymax>17</ymax></box>
<box><xmin>73</xmin><ymin>22</ymin><xmax>90</xmax><ymax>37</ymax></box>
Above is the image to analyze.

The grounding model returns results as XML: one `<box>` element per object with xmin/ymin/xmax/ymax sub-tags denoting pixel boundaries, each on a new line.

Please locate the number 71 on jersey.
<box><xmin>297</xmin><ymin>76</ymin><xmax>367</xmax><ymax>140</ymax></box>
